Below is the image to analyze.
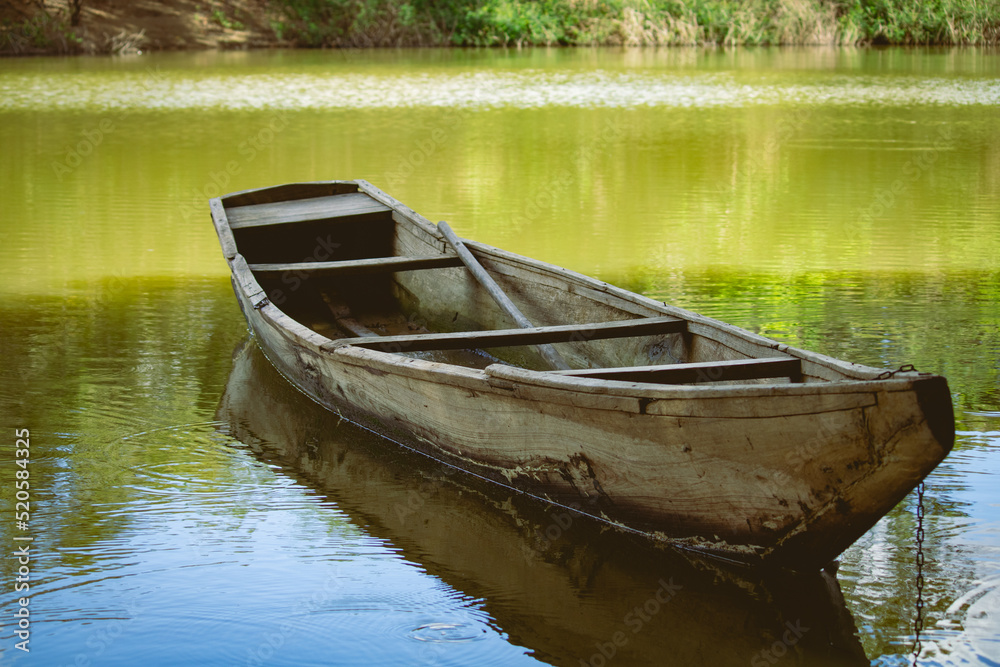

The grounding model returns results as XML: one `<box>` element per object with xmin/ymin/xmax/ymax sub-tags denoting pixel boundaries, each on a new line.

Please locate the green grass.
<box><xmin>211</xmin><ymin>9</ymin><xmax>246</xmax><ymax>31</ymax></box>
<box><xmin>3</xmin><ymin>0</ymin><xmax>996</xmax><ymax>55</ymax></box>
<box><xmin>270</xmin><ymin>0</ymin><xmax>1000</xmax><ymax>46</ymax></box>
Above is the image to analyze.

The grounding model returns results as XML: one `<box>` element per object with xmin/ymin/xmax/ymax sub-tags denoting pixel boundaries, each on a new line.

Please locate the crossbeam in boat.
<box><xmin>330</xmin><ymin>317</ymin><xmax>687</xmax><ymax>352</ymax></box>
<box><xmin>553</xmin><ymin>357</ymin><xmax>803</xmax><ymax>384</ymax></box>
<box><xmin>248</xmin><ymin>255</ymin><xmax>463</xmax><ymax>275</ymax></box>
<box><xmin>226</xmin><ymin>192</ymin><xmax>391</xmax><ymax>229</ymax></box>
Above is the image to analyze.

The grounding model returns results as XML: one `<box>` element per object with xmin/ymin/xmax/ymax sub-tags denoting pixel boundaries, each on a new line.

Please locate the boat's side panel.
<box><xmin>768</xmin><ymin>376</ymin><xmax>954</xmax><ymax>567</ymax></box>
<box><xmin>236</xmin><ymin>280</ymin><xmax>949</xmax><ymax>569</ymax></box>
<box><xmin>389</xmin><ymin>216</ymin><xmax>692</xmax><ymax>371</ymax></box>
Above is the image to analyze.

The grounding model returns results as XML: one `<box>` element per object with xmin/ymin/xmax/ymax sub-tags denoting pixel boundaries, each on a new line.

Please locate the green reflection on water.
<box><xmin>2</xmin><ymin>48</ymin><xmax>996</xmax><ymax>406</ymax></box>
<box><xmin>2</xmin><ymin>50</ymin><xmax>998</xmax><ymax>291</ymax></box>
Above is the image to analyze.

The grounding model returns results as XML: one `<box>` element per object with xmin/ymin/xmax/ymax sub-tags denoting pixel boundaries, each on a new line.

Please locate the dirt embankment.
<box><xmin>1</xmin><ymin>0</ymin><xmax>281</xmax><ymax>55</ymax></box>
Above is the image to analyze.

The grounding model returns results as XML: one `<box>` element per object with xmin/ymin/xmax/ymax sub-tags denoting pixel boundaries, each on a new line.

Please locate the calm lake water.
<box><xmin>1</xmin><ymin>47</ymin><xmax>998</xmax><ymax>665</ymax></box>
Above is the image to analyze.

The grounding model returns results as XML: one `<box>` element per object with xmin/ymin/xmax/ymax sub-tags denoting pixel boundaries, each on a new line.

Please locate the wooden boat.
<box><xmin>209</xmin><ymin>179</ymin><xmax>954</xmax><ymax>571</ymax></box>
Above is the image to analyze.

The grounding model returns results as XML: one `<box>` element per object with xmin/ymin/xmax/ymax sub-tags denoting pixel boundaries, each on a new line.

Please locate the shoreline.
<box><xmin>5</xmin><ymin>42</ymin><xmax>1000</xmax><ymax>63</ymax></box>
<box><xmin>2</xmin><ymin>0</ymin><xmax>999</xmax><ymax>57</ymax></box>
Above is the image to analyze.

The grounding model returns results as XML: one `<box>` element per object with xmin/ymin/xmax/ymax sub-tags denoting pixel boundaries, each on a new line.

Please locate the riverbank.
<box><xmin>2</xmin><ymin>0</ymin><xmax>998</xmax><ymax>55</ymax></box>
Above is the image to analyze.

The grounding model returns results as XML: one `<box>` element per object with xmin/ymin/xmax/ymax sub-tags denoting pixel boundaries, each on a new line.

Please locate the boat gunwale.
<box><xmin>326</xmin><ymin>342</ymin><xmax>923</xmax><ymax>404</ymax></box>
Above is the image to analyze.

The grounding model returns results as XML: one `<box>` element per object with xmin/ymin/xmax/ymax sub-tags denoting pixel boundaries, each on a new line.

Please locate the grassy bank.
<box><xmin>2</xmin><ymin>0</ymin><xmax>998</xmax><ymax>55</ymax></box>
<box><xmin>274</xmin><ymin>0</ymin><xmax>1000</xmax><ymax>47</ymax></box>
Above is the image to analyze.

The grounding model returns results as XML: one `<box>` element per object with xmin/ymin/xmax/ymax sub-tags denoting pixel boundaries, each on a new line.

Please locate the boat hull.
<box><xmin>214</xmin><ymin>179</ymin><xmax>953</xmax><ymax>570</ymax></box>
<box><xmin>231</xmin><ymin>274</ymin><xmax>952</xmax><ymax>570</ymax></box>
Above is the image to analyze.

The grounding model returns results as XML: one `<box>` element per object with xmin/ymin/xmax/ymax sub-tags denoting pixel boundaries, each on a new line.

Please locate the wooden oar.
<box><xmin>437</xmin><ymin>221</ymin><xmax>571</xmax><ymax>371</ymax></box>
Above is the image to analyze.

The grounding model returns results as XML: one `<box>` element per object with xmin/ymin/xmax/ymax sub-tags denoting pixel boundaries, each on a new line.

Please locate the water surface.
<box><xmin>0</xmin><ymin>47</ymin><xmax>998</xmax><ymax>665</ymax></box>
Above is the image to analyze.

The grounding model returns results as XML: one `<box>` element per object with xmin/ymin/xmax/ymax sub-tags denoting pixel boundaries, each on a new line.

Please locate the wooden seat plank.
<box><xmin>330</xmin><ymin>317</ymin><xmax>686</xmax><ymax>352</ymax></box>
<box><xmin>553</xmin><ymin>357</ymin><xmax>802</xmax><ymax>384</ymax></box>
<box><xmin>226</xmin><ymin>192</ymin><xmax>391</xmax><ymax>230</ymax></box>
<box><xmin>248</xmin><ymin>255</ymin><xmax>463</xmax><ymax>276</ymax></box>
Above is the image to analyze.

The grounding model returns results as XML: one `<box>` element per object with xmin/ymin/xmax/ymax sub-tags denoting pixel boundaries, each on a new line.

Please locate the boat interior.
<box><xmin>217</xmin><ymin>181</ymin><xmax>855</xmax><ymax>386</ymax></box>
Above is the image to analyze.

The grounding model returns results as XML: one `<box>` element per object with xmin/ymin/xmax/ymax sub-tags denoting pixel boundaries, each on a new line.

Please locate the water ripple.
<box><xmin>2</xmin><ymin>71</ymin><xmax>998</xmax><ymax>111</ymax></box>
<box><xmin>408</xmin><ymin>621</ymin><xmax>490</xmax><ymax>643</ymax></box>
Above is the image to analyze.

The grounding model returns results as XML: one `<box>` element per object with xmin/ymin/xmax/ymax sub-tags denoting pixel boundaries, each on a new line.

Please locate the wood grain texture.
<box><xmin>230</xmin><ymin>254</ymin><xmax>267</xmax><ymax>309</ymax></box>
<box><xmin>227</xmin><ymin>192</ymin><xmax>391</xmax><ymax>229</ymax></box>
<box><xmin>555</xmin><ymin>357</ymin><xmax>802</xmax><ymax>384</ymax></box>
<box><xmin>209</xmin><ymin>197</ymin><xmax>238</xmax><ymax>260</ymax></box>
<box><xmin>248</xmin><ymin>255</ymin><xmax>463</xmax><ymax>275</ymax></box>
<box><xmin>331</xmin><ymin>317</ymin><xmax>687</xmax><ymax>353</ymax></box>
<box><xmin>222</xmin><ymin>180</ymin><xmax>358</xmax><ymax>207</ymax></box>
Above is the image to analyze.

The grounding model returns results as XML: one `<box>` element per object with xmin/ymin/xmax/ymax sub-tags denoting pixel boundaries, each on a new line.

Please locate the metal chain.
<box><xmin>912</xmin><ymin>481</ymin><xmax>926</xmax><ymax>666</ymax></box>
<box><xmin>871</xmin><ymin>364</ymin><xmax>929</xmax><ymax>664</ymax></box>
<box><xmin>873</xmin><ymin>364</ymin><xmax>930</xmax><ymax>664</ymax></box>
<box><xmin>875</xmin><ymin>364</ymin><xmax>919</xmax><ymax>381</ymax></box>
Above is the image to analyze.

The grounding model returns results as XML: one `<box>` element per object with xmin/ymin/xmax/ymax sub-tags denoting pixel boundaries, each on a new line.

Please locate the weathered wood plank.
<box><xmin>357</xmin><ymin>180</ymin><xmax>441</xmax><ymax>238</ymax></box>
<box><xmin>222</xmin><ymin>181</ymin><xmax>358</xmax><ymax>208</ymax></box>
<box><xmin>330</xmin><ymin>317</ymin><xmax>687</xmax><ymax>352</ymax></box>
<box><xmin>226</xmin><ymin>192</ymin><xmax>391</xmax><ymax>230</ymax></box>
<box><xmin>248</xmin><ymin>255</ymin><xmax>463</xmax><ymax>276</ymax></box>
<box><xmin>230</xmin><ymin>254</ymin><xmax>268</xmax><ymax>308</ymax></box>
<box><xmin>321</xmin><ymin>292</ymin><xmax>380</xmax><ymax>338</ymax></box>
<box><xmin>438</xmin><ymin>221</ymin><xmax>571</xmax><ymax>371</ymax></box>
<box><xmin>209</xmin><ymin>197</ymin><xmax>238</xmax><ymax>260</ymax></box>
<box><xmin>553</xmin><ymin>357</ymin><xmax>803</xmax><ymax>384</ymax></box>
<box><xmin>460</xmin><ymin>241</ymin><xmax>870</xmax><ymax>377</ymax></box>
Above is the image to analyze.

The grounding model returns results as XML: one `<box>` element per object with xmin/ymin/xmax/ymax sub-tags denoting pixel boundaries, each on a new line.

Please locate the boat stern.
<box><xmin>765</xmin><ymin>373</ymin><xmax>954</xmax><ymax>570</ymax></box>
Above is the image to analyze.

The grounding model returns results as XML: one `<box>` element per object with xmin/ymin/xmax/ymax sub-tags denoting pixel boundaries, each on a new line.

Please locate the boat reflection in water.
<box><xmin>217</xmin><ymin>338</ymin><xmax>869</xmax><ymax>666</ymax></box>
